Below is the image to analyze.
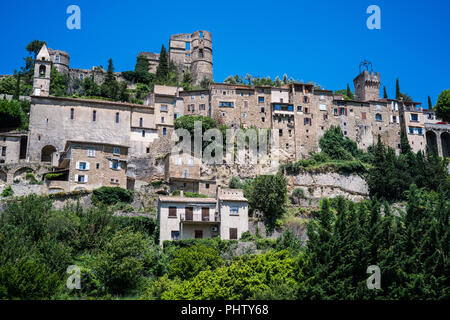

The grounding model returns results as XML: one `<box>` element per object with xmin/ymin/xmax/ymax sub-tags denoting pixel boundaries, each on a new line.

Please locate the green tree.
<box><xmin>169</xmin><ymin>244</ymin><xmax>223</xmax><ymax>280</ymax></box>
<box><xmin>346</xmin><ymin>83</ymin><xmax>354</xmax><ymax>100</ymax></box>
<box><xmin>94</xmin><ymin>228</ymin><xmax>152</xmax><ymax>294</ymax></box>
<box><xmin>434</xmin><ymin>89</ymin><xmax>450</xmax><ymax>122</ymax></box>
<box><xmin>428</xmin><ymin>96</ymin><xmax>433</xmax><ymax>109</ymax></box>
<box><xmin>100</xmin><ymin>58</ymin><xmax>120</xmax><ymax>100</ymax></box>
<box><xmin>156</xmin><ymin>45</ymin><xmax>169</xmax><ymax>84</ymax></box>
<box><xmin>248</xmin><ymin>174</ymin><xmax>287</xmax><ymax>230</ymax></box>
<box><xmin>396</xmin><ymin>78</ymin><xmax>400</xmax><ymax>100</ymax></box>
<box><xmin>50</xmin><ymin>67</ymin><xmax>68</xmax><ymax>96</ymax></box>
<box><xmin>383</xmin><ymin>86</ymin><xmax>388</xmax><ymax>99</ymax></box>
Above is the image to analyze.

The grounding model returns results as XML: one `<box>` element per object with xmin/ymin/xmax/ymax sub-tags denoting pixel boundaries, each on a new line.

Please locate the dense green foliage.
<box><xmin>92</xmin><ymin>187</ymin><xmax>134</xmax><ymax>205</ymax></box>
<box><xmin>223</xmin><ymin>73</ymin><xmax>308</xmax><ymax>87</ymax></box>
<box><xmin>0</xmin><ymin>98</ymin><xmax>29</xmax><ymax>130</ymax></box>
<box><xmin>367</xmin><ymin>134</ymin><xmax>449</xmax><ymax>201</ymax></box>
<box><xmin>434</xmin><ymin>89</ymin><xmax>450</xmax><ymax>122</ymax></box>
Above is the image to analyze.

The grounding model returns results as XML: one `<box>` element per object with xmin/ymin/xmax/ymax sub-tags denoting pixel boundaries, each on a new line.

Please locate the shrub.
<box><xmin>290</xmin><ymin>188</ymin><xmax>306</xmax><ymax>204</ymax></box>
<box><xmin>239</xmin><ymin>231</ymin><xmax>256</xmax><ymax>242</ymax></box>
<box><xmin>25</xmin><ymin>172</ymin><xmax>39</xmax><ymax>184</ymax></box>
<box><xmin>169</xmin><ymin>244</ymin><xmax>223</xmax><ymax>280</ymax></box>
<box><xmin>92</xmin><ymin>186</ymin><xmax>134</xmax><ymax>205</ymax></box>
<box><xmin>1</xmin><ymin>185</ymin><xmax>14</xmax><ymax>197</ymax></box>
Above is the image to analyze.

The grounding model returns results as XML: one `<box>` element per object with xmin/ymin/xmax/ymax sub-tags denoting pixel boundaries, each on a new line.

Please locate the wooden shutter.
<box><xmin>185</xmin><ymin>207</ymin><xmax>193</xmax><ymax>221</ymax></box>
<box><xmin>202</xmin><ymin>207</ymin><xmax>210</xmax><ymax>221</ymax></box>
<box><xmin>169</xmin><ymin>206</ymin><xmax>177</xmax><ymax>218</ymax></box>
<box><xmin>344</xmin><ymin>108</ymin><xmax>348</xmax><ymax>116</ymax></box>
<box><xmin>229</xmin><ymin>228</ymin><xmax>238</xmax><ymax>240</ymax></box>
<box><xmin>195</xmin><ymin>230</ymin><xmax>203</xmax><ymax>239</ymax></box>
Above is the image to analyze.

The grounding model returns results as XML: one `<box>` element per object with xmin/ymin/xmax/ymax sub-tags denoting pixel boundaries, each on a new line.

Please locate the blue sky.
<box><xmin>1</xmin><ymin>0</ymin><xmax>449</xmax><ymax>106</ymax></box>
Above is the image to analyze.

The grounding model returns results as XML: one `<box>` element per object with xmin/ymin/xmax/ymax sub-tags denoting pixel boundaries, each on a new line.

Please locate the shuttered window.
<box><xmin>168</xmin><ymin>206</ymin><xmax>177</xmax><ymax>218</ymax></box>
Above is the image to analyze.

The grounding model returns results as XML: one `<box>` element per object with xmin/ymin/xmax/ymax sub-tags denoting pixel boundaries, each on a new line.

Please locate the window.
<box><xmin>142</xmin><ymin>130</ymin><xmax>145</xmax><ymax>137</ymax></box>
<box><xmin>171</xmin><ymin>231</ymin><xmax>180</xmax><ymax>240</ymax></box>
<box><xmin>303</xmin><ymin>96</ymin><xmax>309</xmax><ymax>103</ymax></box>
<box><xmin>115</xmin><ymin>112</ymin><xmax>119</xmax><ymax>123</ymax></box>
<box><xmin>70</xmin><ymin>108</ymin><xmax>74</xmax><ymax>120</ymax></box>
<box><xmin>297</xmin><ymin>106</ymin><xmax>302</xmax><ymax>112</ymax></box>
<box><xmin>161</xmin><ymin>117</ymin><xmax>165</xmax><ymax>123</ymax></box>
<box><xmin>163</xmin><ymin>128</ymin><xmax>167</xmax><ymax>136</ymax></box>
<box><xmin>80</xmin><ymin>74</ymin><xmax>83</xmax><ymax>80</ymax></box>
<box><xmin>410</xmin><ymin>113</ymin><xmax>419</xmax><ymax>122</ymax></box>
<box><xmin>76</xmin><ymin>175</ymin><xmax>86</xmax><ymax>183</ymax></box>
<box><xmin>244</xmin><ymin>100</ymin><xmax>248</xmax><ymax>108</ymax></box>
<box><xmin>191</xmin><ymin>95</ymin><xmax>194</xmax><ymax>100</ymax></box>
<box><xmin>219</xmin><ymin>101</ymin><xmax>234</xmax><ymax>107</ymax></box>
<box><xmin>242</xmin><ymin>112</ymin><xmax>246</xmax><ymax>118</ymax></box>
<box><xmin>139</xmin><ymin>118</ymin><xmax>143</xmax><ymax>127</ymax></box>
<box><xmin>323</xmin><ymin>114</ymin><xmax>328</xmax><ymax>120</ymax></box>
<box><xmin>183</xmin><ymin>169</ymin><xmax>188</xmax><ymax>178</ymax></box>
<box><xmin>96</xmin><ymin>163</ymin><xmax>100</xmax><ymax>169</ymax></box>
<box><xmin>199</xmin><ymin>49</ymin><xmax>204</xmax><ymax>58</ymax></box>
<box><xmin>230</xmin><ymin>207</ymin><xmax>239</xmax><ymax>215</ymax></box>
<box><xmin>1</xmin><ymin>146</ymin><xmax>6</xmax><ymax>156</ymax></box>
<box><xmin>55</xmin><ymin>54</ymin><xmax>60</xmax><ymax>63</ymax></box>
<box><xmin>304</xmin><ymin>118</ymin><xmax>311</xmax><ymax>125</ymax></box>
<box><xmin>304</xmin><ymin>107</ymin><xmax>309</xmax><ymax>114</ymax></box>
<box><xmin>93</xmin><ymin>110</ymin><xmax>97</xmax><ymax>122</ymax></box>
<box><xmin>205</xmin><ymin>183</ymin><xmax>210</xmax><ymax>189</ymax></box>
<box><xmin>169</xmin><ymin>206</ymin><xmax>177</xmax><ymax>218</ymax></box>
<box><xmin>110</xmin><ymin>160</ymin><xmax>121</xmax><ymax>170</ymax></box>
<box><xmin>280</xmin><ymin>98</ymin><xmax>284</xmax><ymax>103</ymax></box>
<box><xmin>188</xmin><ymin>104</ymin><xmax>195</xmax><ymax>112</ymax></box>
<box><xmin>258</xmin><ymin>96</ymin><xmax>265</xmax><ymax>103</ymax></box>
<box><xmin>87</xmin><ymin>149</ymin><xmax>95</xmax><ymax>157</ymax></box>
<box><xmin>261</xmin><ymin>117</ymin><xmax>265</xmax><ymax>122</ymax></box>
<box><xmin>334</xmin><ymin>108</ymin><xmax>338</xmax><ymax>116</ymax></box>
<box><xmin>161</xmin><ymin>105</ymin><xmax>168</xmax><ymax>112</ymax></box>
<box><xmin>375</xmin><ymin>113</ymin><xmax>382</xmax><ymax>121</ymax></box>
<box><xmin>201</xmin><ymin>94</ymin><xmax>205</xmax><ymax>99</ymax></box>
<box><xmin>188</xmin><ymin>157</ymin><xmax>194</xmax><ymax>166</ymax></box>
<box><xmin>260</xmin><ymin>107</ymin><xmax>265</xmax><ymax>113</ymax></box>
<box><xmin>279</xmin><ymin>129</ymin><xmax>283</xmax><ymax>136</ymax></box>
<box><xmin>113</xmin><ymin>147</ymin><xmax>120</xmax><ymax>155</ymax></box>
<box><xmin>229</xmin><ymin>228</ymin><xmax>238</xmax><ymax>240</ymax></box>
<box><xmin>195</xmin><ymin>230</ymin><xmax>203</xmax><ymax>239</ymax></box>
<box><xmin>78</xmin><ymin>162</ymin><xmax>87</xmax><ymax>170</ymax></box>
<box><xmin>222</xmin><ymin>112</ymin><xmax>226</xmax><ymax>117</ymax></box>
<box><xmin>199</xmin><ymin>104</ymin><xmax>206</xmax><ymax>110</ymax></box>
<box><xmin>146</xmin><ymin>147</ymin><xmax>150</xmax><ymax>153</ymax></box>
<box><xmin>361</xmin><ymin>112</ymin><xmax>367</xmax><ymax>120</ymax></box>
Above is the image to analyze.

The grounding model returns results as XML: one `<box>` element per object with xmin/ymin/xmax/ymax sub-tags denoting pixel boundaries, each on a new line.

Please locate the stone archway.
<box><xmin>442</xmin><ymin>132</ymin><xmax>450</xmax><ymax>158</ymax></box>
<box><xmin>0</xmin><ymin>170</ymin><xmax>7</xmax><ymax>184</ymax></box>
<box><xmin>41</xmin><ymin>145</ymin><xmax>57</xmax><ymax>162</ymax></box>
<box><xmin>426</xmin><ymin>131</ymin><xmax>438</xmax><ymax>154</ymax></box>
<box><xmin>13</xmin><ymin>167</ymin><xmax>33</xmax><ymax>180</ymax></box>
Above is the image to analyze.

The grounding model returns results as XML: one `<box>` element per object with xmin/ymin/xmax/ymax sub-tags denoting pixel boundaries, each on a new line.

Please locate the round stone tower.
<box><xmin>190</xmin><ymin>30</ymin><xmax>213</xmax><ymax>85</ymax></box>
<box><xmin>48</xmin><ymin>49</ymin><xmax>70</xmax><ymax>75</ymax></box>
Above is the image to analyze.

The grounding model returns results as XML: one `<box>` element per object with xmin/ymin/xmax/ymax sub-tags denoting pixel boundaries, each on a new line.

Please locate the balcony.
<box><xmin>180</xmin><ymin>212</ymin><xmax>220</xmax><ymax>224</ymax></box>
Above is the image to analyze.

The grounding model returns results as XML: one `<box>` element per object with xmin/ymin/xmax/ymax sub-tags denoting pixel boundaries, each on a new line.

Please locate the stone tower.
<box><xmin>353</xmin><ymin>70</ymin><xmax>380</xmax><ymax>101</ymax></box>
<box><xmin>33</xmin><ymin>44</ymin><xmax>52</xmax><ymax>96</ymax></box>
<box><xmin>190</xmin><ymin>31</ymin><xmax>213</xmax><ymax>85</ymax></box>
<box><xmin>169</xmin><ymin>30</ymin><xmax>213</xmax><ymax>85</ymax></box>
<box><xmin>48</xmin><ymin>49</ymin><xmax>70</xmax><ymax>75</ymax></box>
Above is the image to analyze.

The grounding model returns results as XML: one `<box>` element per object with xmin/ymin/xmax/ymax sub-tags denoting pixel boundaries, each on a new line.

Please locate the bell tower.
<box><xmin>353</xmin><ymin>60</ymin><xmax>380</xmax><ymax>101</ymax></box>
<box><xmin>33</xmin><ymin>44</ymin><xmax>51</xmax><ymax>96</ymax></box>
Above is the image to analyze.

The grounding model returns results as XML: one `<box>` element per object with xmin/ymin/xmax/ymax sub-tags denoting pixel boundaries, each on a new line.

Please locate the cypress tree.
<box><xmin>346</xmin><ymin>83</ymin><xmax>354</xmax><ymax>99</ymax></box>
<box><xmin>156</xmin><ymin>45</ymin><xmax>169</xmax><ymax>84</ymax></box>
<box><xmin>101</xmin><ymin>58</ymin><xmax>119</xmax><ymax>100</ymax></box>
<box><xmin>383</xmin><ymin>85</ymin><xmax>388</xmax><ymax>99</ymax></box>
<box><xmin>395</xmin><ymin>78</ymin><xmax>400</xmax><ymax>100</ymax></box>
<box><xmin>13</xmin><ymin>71</ymin><xmax>21</xmax><ymax>100</ymax></box>
<box><xmin>428</xmin><ymin>96</ymin><xmax>433</xmax><ymax>109</ymax></box>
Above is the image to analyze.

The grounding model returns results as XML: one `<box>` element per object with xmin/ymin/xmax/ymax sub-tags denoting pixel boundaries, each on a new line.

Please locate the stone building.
<box><xmin>46</xmin><ymin>140</ymin><xmax>130</xmax><ymax>193</ymax></box>
<box><xmin>424</xmin><ymin>110</ymin><xmax>450</xmax><ymax>158</ymax></box>
<box><xmin>163</xmin><ymin>151</ymin><xmax>216</xmax><ymax>197</ymax></box>
<box><xmin>139</xmin><ymin>30</ymin><xmax>213</xmax><ymax>86</ymax></box>
<box><xmin>0</xmin><ymin>132</ymin><xmax>27</xmax><ymax>164</ymax></box>
<box><xmin>157</xmin><ymin>188</ymin><xmax>248</xmax><ymax>244</ymax></box>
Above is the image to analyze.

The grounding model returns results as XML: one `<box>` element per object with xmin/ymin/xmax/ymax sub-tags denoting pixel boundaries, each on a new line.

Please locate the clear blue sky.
<box><xmin>1</xmin><ymin>0</ymin><xmax>449</xmax><ymax>106</ymax></box>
